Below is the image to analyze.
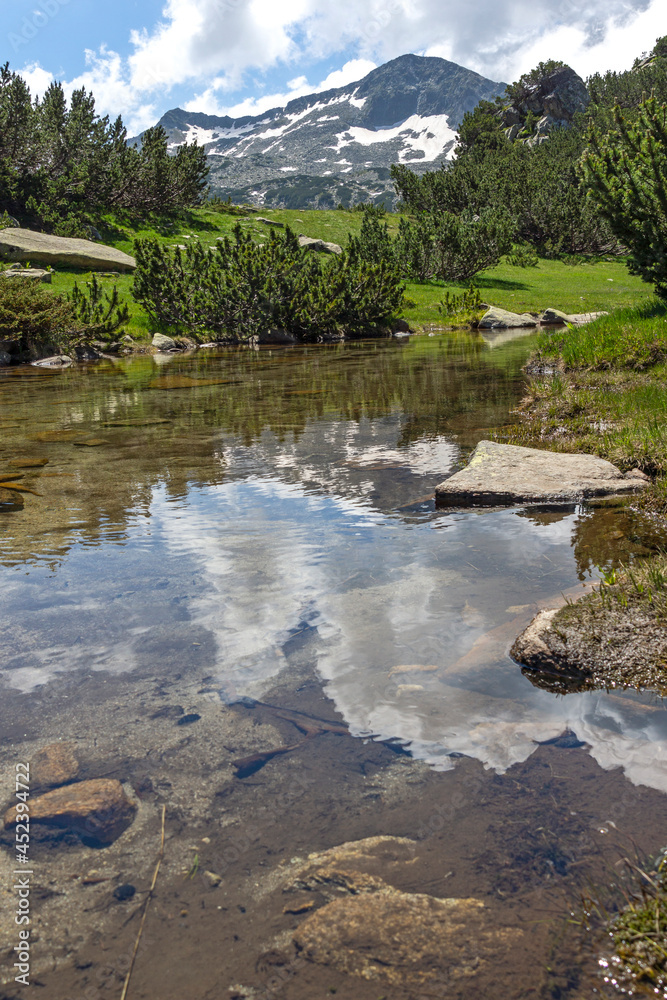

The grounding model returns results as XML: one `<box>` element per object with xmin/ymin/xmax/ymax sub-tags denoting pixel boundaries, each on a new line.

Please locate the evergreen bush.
<box><xmin>132</xmin><ymin>225</ymin><xmax>404</xmax><ymax>341</ymax></box>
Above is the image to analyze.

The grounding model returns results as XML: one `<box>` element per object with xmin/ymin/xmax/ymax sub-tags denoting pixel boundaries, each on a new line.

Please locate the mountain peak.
<box><xmin>136</xmin><ymin>55</ymin><xmax>506</xmax><ymax>209</ymax></box>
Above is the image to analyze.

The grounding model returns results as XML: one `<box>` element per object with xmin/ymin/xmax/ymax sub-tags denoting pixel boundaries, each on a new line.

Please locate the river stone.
<box><xmin>31</xmin><ymin>355</ymin><xmax>73</xmax><ymax>368</ymax></box>
<box><xmin>3</xmin><ymin>778</ymin><xmax>136</xmax><ymax>844</ymax></box>
<box><xmin>0</xmin><ymin>229</ymin><xmax>136</xmax><ymax>272</ymax></box>
<box><xmin>1</xmin><ymin>267</ymin><xmax>52</xmax><ymax>283</ymax></box>
<box><xmin>435</xmin><ymin>440</ymin><xmax>648</xmax><ymax>506</ymax></box>
<box><xmin>298</xmin><ymin>236</ymin><xmax>343</xmax><ymax>255</ymax></box>
<box><xmin>478</xmin><ymin>307</ymin><xmax>538</xmax><ymax>329</ymax></box>
<box><xmin>293</xmin><ymin>891</ymin><xmax>522</xmax><ymax>988</ymax></box>
<box><xmin>152</xmin><ymin>333</ymin><xmax>177</xmax><ymax>350</ymax></box>
<box><xmin>30</xmin><ymin>742</ymin><xmax>80</xmax><ymax>791</ymax></box>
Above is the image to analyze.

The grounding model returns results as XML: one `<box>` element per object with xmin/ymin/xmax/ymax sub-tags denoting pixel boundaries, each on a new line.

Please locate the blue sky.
<box><xmin>4</xmin><ymin>0</ymin><xmax>665</xmax><ymax>133</ymax></box>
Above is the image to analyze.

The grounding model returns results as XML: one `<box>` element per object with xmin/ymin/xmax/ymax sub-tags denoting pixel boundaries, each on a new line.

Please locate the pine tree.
<box><xmin>582</xmin><ymin>96</ymin><xmax>667</xmax><ymax>298</ymax></box>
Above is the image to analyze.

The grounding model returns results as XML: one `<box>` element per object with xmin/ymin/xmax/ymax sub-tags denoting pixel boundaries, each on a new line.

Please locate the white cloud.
<box><xmin>18</xmin><ymin>63</ymin><xmax>54</xmax><ymax>99</ymax></box>
<box><xmin>29</xmin><ymin>0</ymin><xmax>665</xmax><ymax>131</ymax></box>
<box><xmin>183</xmin><ymin>58</ymin><xmax>376</xmax><ymax>118</ymax></box>
<box><xmin>498</xmin><ymin>0</ymin><xmax>666</xmax><ymax>81</ymax></box>
<box><xmin>65</xmin><ymin>47</ymin><xmax>158</xmax><ymax>133</ymax></box>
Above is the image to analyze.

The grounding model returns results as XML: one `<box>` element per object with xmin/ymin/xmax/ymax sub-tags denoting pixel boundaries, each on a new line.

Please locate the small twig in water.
<box><xmin>119</xmin><ymin>805</ymin><xmax>166</xmax><ymax>1000</ymax></box>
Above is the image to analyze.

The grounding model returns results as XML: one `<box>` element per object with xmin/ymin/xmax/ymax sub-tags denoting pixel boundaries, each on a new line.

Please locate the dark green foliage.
<box><xmin>347</xmin><ymin>208</ymin><xmax>394</xmax><ymax>266</ymax></box>
<box><xmin>0</xmin><ymin>63</ymin><xmax>209</xmax><ymax>231</ymax></box>
<box><xmin>506</xmin><ymin>243</ymin><xmax>539</xmax><ymax>267</ymax></box>
<box><xmin>437</xmin><ymin>285</ymin><xmax>482</xmax><ymax>318</ymax></box>
<box><xmin>69</xmin><ymin>275</ymin><xmax>130</xmax><ymax>339</ymax></box>
<box><xmin>132</xmin><ymin>225</ymin><xmax>404</xmax><ymax>341</ymax></box>
<box><xmin>349</xmin><ymin>203</ymin><xmax>514</xmax><ymax>281</ymax></box>
<box><xmin>0</xmin><ymin>278</ymin><xmax>76</xmax><ymax>352</ymax></box>
<box><xmin>392</xmin><ymin>117</ymin><xmax>618</xmax><ymax>258</ymax></box>
<box><xmin>589</xmin><ymin>36</ymin><xmax>667</xmax><ymax>110</ymax></box>
<box><xmin>582</xmin><ymin>97</ymin><xmax>667</xmax><ymax>298</ymax></box>
<box><xmin>394</xmin><ymin>208</ymin><xmax>515</xmax><ymax>281</ymax></box>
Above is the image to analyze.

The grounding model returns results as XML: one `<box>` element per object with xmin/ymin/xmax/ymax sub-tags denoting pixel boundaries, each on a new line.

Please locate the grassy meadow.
<box><xmin>36</xmin><ymin>206</ymin><xmax>652</xmax><ymax>341</ymax></box>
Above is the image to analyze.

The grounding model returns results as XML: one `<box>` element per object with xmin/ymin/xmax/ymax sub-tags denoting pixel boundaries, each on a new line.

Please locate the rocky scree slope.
<box><xmin>131</xmin><ymin>55</ymin><xmax>505</xmax><ymax>208</ymax></box>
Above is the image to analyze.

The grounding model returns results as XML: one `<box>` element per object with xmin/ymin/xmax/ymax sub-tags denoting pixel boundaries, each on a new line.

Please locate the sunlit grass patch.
<box><xmin>538</xmin><ymin>298</ymin><xmax>667</xmax><ymax>370</ymax></box>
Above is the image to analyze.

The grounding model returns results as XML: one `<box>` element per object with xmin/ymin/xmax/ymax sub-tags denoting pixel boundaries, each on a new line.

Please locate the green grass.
<box><xmin>403</xmin><ymin>257</ymin><xmax>649</xmax><ymax>327</ymax></box>
<box><xmin>538</xmin><ymin>298</ymin><xmax>667</xmax><ymax>369</ymax></box>
<box><xmin>32</xmin><ymin>207</ymin><xmax>654</xmax><ymax>343</ymax></box>
<box><xmin>513</xmin><ymin>299</ymin><xmax>667</xmax><ymax>512</ymax></box>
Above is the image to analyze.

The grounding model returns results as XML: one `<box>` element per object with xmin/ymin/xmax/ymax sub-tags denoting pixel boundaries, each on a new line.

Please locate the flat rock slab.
<box><xmin>3</xmin><ymin>778</ymin><xmax>136</xmax><ymax>844</ymax></box>
<box><xmin>0</xmin><ymin>228</ymin><xmax>136</xmax><ymax>272</ymax></box>
<box><xmin>293</xmin><ymin>892</ymin><xmax>521</xmax><ymax>988</ymax></box>
<box><xmin>1</xmin><ymin>267</ymin><xmax>52</xmax><ymax>283</ymax></box>
<box><xmin>435</xmin><ymin>440</ymin><xmax>648</xmax><ymax>506</ymax></box>
<box><xmin>541</xmin><ymin>308</ymin><xmax>608</xmax><ymax>325</ymax></box>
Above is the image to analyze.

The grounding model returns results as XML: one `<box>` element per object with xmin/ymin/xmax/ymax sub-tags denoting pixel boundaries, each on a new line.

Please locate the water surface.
<box><xmin>2</xmin><ymin>333</ymin><xmax>666</xmax><ymax>793</ymax></box>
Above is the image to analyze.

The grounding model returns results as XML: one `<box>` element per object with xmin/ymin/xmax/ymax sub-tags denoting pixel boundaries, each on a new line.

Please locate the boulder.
<box><xmin>0</xmin><ymin>350</ymin><xmax>10</xmax><ymax>366</ymax></box>
<box><xmin>566</xmin><ymin>311</ymin><xmax>608</xmax><ymax>325</ymax></box>
<box><xmin>298</xmin><ymin>235</ymin><xmax>343</xmax><ymax>255</ymax></box>
<box><xmin>30</xmin><ymin>742</ymin><xmax>80</xmax><ymax>791</ymax></box>
<box><xmin>3</xmin><ymin>778</ymin><xmax>136</xmax><ymax>844</ymax></box>
<box><xmin>479</xmin><ymin>307</ymin><xmax>538</xmax><ymax>329</ymax></box>
<box><xmin>152</xmin><ymin>333</ymin><xmax>178</xmax><ymax>351</ymax></box>
<box><xmin>540</xmin><ymin>308</ymin><xmax>571</xmax><ymax>325</ymax></box>
<box><xmin>0</xmin><ymin>229</ymin><xmax>136</xmax><ymax>272</ymax></box>
<box><xmin>1</xmin><ymin>267</ymin><xmax>52</xmax><ymax>283</ymax></box>
<box><xmin>435</xmin><ymin>440</ymin><xmax>648</xmax><ymax>506</ymax></box>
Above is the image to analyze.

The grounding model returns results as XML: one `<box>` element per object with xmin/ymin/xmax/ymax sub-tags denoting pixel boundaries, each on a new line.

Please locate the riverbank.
<box><xmin>509</xmin><ymin>297</ymin><xmax>667</xmax><ymax>989</ymax></box>
<box><xmin>508</xmin><ymin>298</ymin><xmax>667</xmax><ymax>689</ymax></box>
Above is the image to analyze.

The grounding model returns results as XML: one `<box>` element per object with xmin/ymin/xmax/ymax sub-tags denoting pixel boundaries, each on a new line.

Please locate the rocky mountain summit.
<box><xmin>133</xmin><ymin>55</ymin><xmax>505</xmax><ymax>208</ymax></box>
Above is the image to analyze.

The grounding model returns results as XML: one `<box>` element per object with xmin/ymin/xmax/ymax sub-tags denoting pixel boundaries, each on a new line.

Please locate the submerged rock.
<box><xmin>478</xmin><ymin>307</ymin><xmax>537</xmax><ymax>329</ymax></box>
<box><xmin>31</xmin><ymin>742</ymin><xmax>80</xmax><ymax>791</ymax></box>
<box><xmin>293</xmin><ymin>890</ymin><xmax>521</xmax><ymax>987</ymax></box>
<box><xmin>435</xmin><ymin>440</ymin><xmax>648</xmax><ymax>506</ymax></box>
<box><xmin>0</xmin><ymin>228</ymin><xmax>136</xmax><ymax>272</ymax></box>
<box><xmin>3</xmin><ymin>778</ymin><xmax>136</xmax><ymax>844</ymax></box>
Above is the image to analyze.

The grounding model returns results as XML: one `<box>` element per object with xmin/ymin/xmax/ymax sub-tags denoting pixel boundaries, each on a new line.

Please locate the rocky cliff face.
<box><xmin>132</xmin><ymin>55</ymin><xmax>505</xmax><ymax>208</ymax></box>
<box><xmin>500</xmin><ymin>65</ymin><xmax>590</xmax><ymax>144</ymax></box>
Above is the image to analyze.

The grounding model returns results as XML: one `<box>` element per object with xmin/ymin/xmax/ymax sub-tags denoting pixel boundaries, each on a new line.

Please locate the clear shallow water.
<box><xmin>2</xmin><ymin>334</ymin><xmax>667</xmax><ymax>791</ymax></box>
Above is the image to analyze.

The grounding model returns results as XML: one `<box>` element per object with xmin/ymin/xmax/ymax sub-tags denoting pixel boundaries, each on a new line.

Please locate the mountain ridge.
<box><xmin>133</xmin><ymin>54</ymin><xmax>506</xmax><ymax>208</ymax></box>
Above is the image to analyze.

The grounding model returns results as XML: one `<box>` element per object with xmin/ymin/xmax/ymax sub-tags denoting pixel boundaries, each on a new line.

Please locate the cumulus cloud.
<box><xmin>183</xmin><ymin>58</ymin><xmax>377</xmax><ymax>117</ymax></box>
<box><xmin>18</xmin><ymin>63</ymin><xmax>54</xmax><ymax>99</ymax></box>
<box><xmin>21</xmin><ymin>0</ymin><xmax>665</xmax><ymax>128</ymax></box>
